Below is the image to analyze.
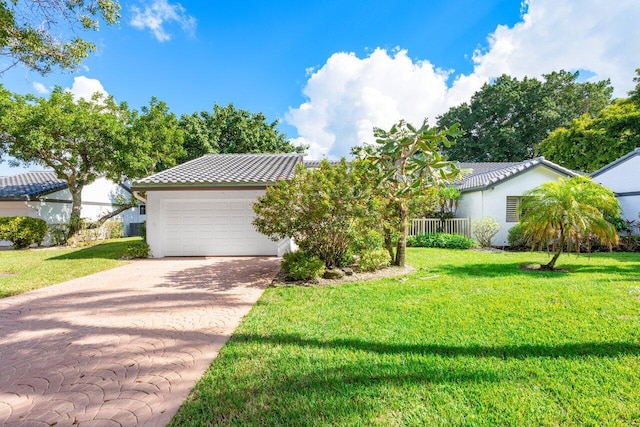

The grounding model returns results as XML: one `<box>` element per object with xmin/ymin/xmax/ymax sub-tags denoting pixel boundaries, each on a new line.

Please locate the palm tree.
<box><xmin>519</xmin><ymin>176</ymin><xmax>620</xmax><ymax>270</ymax></box>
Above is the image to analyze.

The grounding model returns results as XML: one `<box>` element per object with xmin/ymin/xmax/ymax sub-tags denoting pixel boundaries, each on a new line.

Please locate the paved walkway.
<box><xmin>0</xmin><ymin>257</ymin><xmax>281</xmax><ymax>426</ymax></box>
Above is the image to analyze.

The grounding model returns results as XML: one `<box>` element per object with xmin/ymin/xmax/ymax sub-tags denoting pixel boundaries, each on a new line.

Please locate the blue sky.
<box><xmin>1</xmin><ymin>0</ymin><xmax>639</xmax><ymax>174</ymax></box>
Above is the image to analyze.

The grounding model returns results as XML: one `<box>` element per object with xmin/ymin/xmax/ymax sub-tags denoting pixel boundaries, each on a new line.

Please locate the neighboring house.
<box><xmin>455</xmin><ymin>157</ymin><xmax>577</xmax><ymax>246</ymax></box>
<box><xmin>0</xmin><ymin>171</ymin><xmax>145</xmax><ymax>245</ymax></box>
<box><xmin>132</xmin><ymin>153</ymin><xmax>301</xmax><ymax>258</ymax></box>
<box><xmin>591</xmin><ymin>148</ymin><xmax>640</xmax><ymax>233</ymax></box>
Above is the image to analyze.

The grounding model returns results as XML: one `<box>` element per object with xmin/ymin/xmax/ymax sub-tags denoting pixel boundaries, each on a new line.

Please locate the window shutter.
<box><xmin>506</xmin><ymin>196</ymin><xmax>520</xmax><ymax>222</ymax></box>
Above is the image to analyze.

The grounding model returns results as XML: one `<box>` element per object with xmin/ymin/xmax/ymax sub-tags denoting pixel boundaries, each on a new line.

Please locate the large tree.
<box><xmin>539</xmin><ymin>69</ymin><xmax>640</xmax><ymax>172</ymax></box>
<box><xmin>354</xmin><ymin>120</ymin><xmax>462</xmax><ymax>267</ymax></box>
<box><xmin>178</xmin><ymin>103</ymin><xmax>304</xmax><ymax>162</ymax></box>
<box><xmin>0</xmin><ymin>86</ymin><xmax>183</xmax><ymax>235</ymax></box>
<box><xmin>437</xmin><ymin>71</ymin><xmax>613</xmax><ymax>162</ymax></box>
<box><xmin>0</xmin><ymin>0</ymin><xmax>120</xmax><ymax>74</ymax></box>
<box><xmin>518</xmin><ymin>176</ymin><xmax>620</xmax><ymax>270</ymax></box>
<box><xmin>629</xmin><ymin>68</ymin><xmax>640</xmax><ymax>107</ymax></box>
<box><xmin>539</xmin><ymin>99</ymin><xmax>640</xmax><ymax>172</ymax></box>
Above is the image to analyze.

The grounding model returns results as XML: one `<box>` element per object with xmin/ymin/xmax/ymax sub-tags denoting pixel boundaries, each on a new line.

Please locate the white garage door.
<box><xmin>160</xmin><ymin>196</ymin><xmax>277</xmax><ymax>256</ymax></box>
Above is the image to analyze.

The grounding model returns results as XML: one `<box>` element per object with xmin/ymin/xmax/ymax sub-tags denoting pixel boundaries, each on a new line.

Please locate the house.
<box><xmin>455</xmin><ymin>157</ymin><xmax>577</xmax><ymax>246</ymax></box>
<box><xmin>591</xmin><ymin>148</ymin><xmax>640</xmax><ymax>233</ymax></box>
<box><xmin>0</xmin><ymin>171</ymin><xmax>145</xmax><ymax>245</ymax></box>
<box><xmin>132</xmin><ymin>153</ymin><xmax>301</xmax><ymax>258</ymax></box>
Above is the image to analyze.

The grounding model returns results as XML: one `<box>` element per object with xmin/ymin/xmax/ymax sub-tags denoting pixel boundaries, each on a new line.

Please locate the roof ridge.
<box><xmin>203</xmin><ymin>152</ymin><xmax>302</xmax><ymax>157</ymax></box>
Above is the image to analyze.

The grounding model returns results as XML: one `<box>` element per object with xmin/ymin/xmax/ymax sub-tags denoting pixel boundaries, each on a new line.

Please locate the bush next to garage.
<box><xmin>0</xmin><ymin>216</ymin><xmax>47</xmax><ymax>249</ymax></box>
<box><xmin>253</xmin><ymin>159</ymin><xmax>378</xmax><ymax>268</ymax></box>
<box><xmin>282</xmin><ymin>251</ymin><xmax>326</xmax><ymax>280</ymax></box>
<box><xmin>125</xmin><ymin>240</ymin><xmax>150</xmax><ymax>259</ymax></box>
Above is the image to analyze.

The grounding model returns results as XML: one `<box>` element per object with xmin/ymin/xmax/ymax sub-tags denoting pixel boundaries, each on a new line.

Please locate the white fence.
<box><xmin>409</xmin><ymin>218</ymin><xmax>471</xmax><ymax>237</ymax></box>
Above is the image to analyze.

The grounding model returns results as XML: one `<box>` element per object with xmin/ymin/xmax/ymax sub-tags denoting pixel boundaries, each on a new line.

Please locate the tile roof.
<box><xmin>303</xmin><ymin>159</ymin><xmax>344</xmax><ymax>168</ymax></box>
<box><xmin>134</xmin><ymin>153</ymin><xmax>304</xmax><ymax>188</ymax></box>
<box><xmin>0</xmin><ymin>171</ymin><xmax>67</xmax><ymax>200</ymax></box>
<box><xmin>456</xmin><ymin>157</ymin><xmax>576</xmax><ymax>192</ymax></box>
<box><xmin>590</xmin><ymin>147</ymin><xmax>640</xmax><ymax>177</ymax></box>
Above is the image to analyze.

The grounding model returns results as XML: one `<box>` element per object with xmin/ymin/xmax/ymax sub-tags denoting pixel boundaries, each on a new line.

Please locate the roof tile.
<box><xmin>0</xmin><ymin>171</ymin><xmax>67</xmax><ymax>199</ymax></box>
<box><xmin>456</xmin><ymin>157</ymin><xmax>576</xmax><ymax>192</ymax></box>
<box><xmin>134</xmin><ymin>153</ymin><xmax>303</xmax><ymax>187</ymax></box>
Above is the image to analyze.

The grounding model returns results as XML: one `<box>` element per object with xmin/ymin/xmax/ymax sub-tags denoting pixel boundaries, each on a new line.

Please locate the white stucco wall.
<box><xmin>459</xmin><ymin>166</ymin><xmax>572</xmax><ymax>246</ymax></box>
<box><xmin>0</xmin><ymin>201</ymin><xmax>33</xmax><ymax>218</ymax></box>
<box><xmin>80</xmin><ymin>177</ymin><xmax>129</xmax><ymax>221</ymax></box>
<box><xmin>592</xmin><ymin>153</ymin><xmax>640</xmax><ymax>194</ymax></box>
<box><xmin>592</xmin><ymin>154</ymin><xmax>640</xmax><ymax>226</ymax></box>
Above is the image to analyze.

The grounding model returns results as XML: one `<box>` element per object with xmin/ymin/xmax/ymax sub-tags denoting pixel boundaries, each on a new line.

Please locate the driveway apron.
<box><xmin>0</xmin><ymin>257</ymin><xmax>281</xmax><ymax>426</ymax></box>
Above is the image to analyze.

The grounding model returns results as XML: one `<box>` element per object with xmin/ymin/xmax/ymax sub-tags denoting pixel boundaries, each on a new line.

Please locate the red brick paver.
<box><xmin>0</xmin><ymin>257</ymin><xmax>280</xmax><ymax>426</ymax></box>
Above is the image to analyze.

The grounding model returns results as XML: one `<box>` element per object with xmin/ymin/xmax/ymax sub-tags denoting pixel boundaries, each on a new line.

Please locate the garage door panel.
<box><xmin>160</xmin><ymin>196</ymin><xmax>276</xmax><ymax>256</ymax></box>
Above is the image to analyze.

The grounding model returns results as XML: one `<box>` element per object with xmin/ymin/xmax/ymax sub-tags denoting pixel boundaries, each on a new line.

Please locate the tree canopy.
<box><xmin>178</xmin><ymin>103</ymin><xmax>305</xmax><ymax>163</ymax></box>
<box><xmin>538</xmin><ymin>99</ymin><xmax>640</xmax><ymax>172</ymax></box>
<box><xmin>0</xmin><ymin>85</ymin><xmax>183</xmax><ymax>235</ymax></box>
<box><xmin>437</xmin><ymin>71</ymin><xmax>613</xmax><ymax>162</ymax></box>
<box><xmin>519</xmin><ymin>176</ymin><xmax>620</xmax><ymax>270</ymax></box>
<box><xmin>539</xmin><ymin>69</ymin><xmax>640</xmax><ymax>172</ymax></box>
<box><xmin>0</xmin><ymin>0</ymin><xmax>121</xmax><ymax>74</ymax></box>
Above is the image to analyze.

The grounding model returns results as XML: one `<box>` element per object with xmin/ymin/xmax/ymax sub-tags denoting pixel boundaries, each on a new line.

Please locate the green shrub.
<box><xmin>47</xmin><ymin>223</ymin><xmax>70</xmax><ymax>246</ymax></box>
<box><xmin>406</xmin><ymin>233</ymin><xmax>476</xmax><ymax>249</ymax></box>
<box><xmin>357</xmin><ymin>248</ymin><xmax>391</xmax><ymax>272</ymax></box>
<box><xmin>350</xmin><ymin>229</ymin><xmax>384</xmax><ymax>252</ymax></box>
<box><xmin>282</xmin><ymin>251</ymin><xmax>326</xmax><ymax>281</ymax></box>
<box><xmin>0</xmin><ymin>216</ymin><xmax>47</xmax><ymax>248</ymax></box>
<box><xmin>618</xmin><ymin>235</ymin><xmax>640</xmax><ymax>252</ymax></box>
<box><xmin>125</xmin><ymin>241</ymin><xmax>150</xmax><ymax>259</ymax></box>
<box><xmin>507</xmin><ymin>223</ymin><xmax>532</xmax><ymax>250</ymax></box>
<box><xmin>140</xmin><ymin>221</ymin><xmax>147</xmax><ymax>241</ymax></box>
<box><xmin>472</xmin><ymin>217</ymin><xmax>500</xmax><ymax>248</ymax></box>
<box><xmin>103</xmin><ymin>220</ymin><xmax>124</xmax><ymax>239</ymax></box>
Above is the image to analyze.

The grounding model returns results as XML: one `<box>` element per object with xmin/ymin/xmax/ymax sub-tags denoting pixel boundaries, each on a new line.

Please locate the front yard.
<box><xmin>172</xmin><ymin>248</ymin><xmax>640</xmax><ymax>426</ymax></box>
<box><xmin>0</xmin><ymin>237</ymin><xmax>141</xmax><ymax>298</ymax></box>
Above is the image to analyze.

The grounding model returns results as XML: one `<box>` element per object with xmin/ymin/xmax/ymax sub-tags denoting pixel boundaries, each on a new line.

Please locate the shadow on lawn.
<box><xmin>47</xmin><ymin>239</ymin><xmax>139</xmax><ymax>261</ymax></box>
<box><xmin>430</xmin><ymin>260</ymin><xmax>639</xmax><ymax>278</ymax></box>
<box><xmin>428</xmin><ymin>262</ymin><xmax>566</xmax><ymax>278</ymax></box>
<box><xmin>172</xmin><ymin>332</ymin><xmax>640</xmax><ymax>425</ymax></box>
<box><xmin>233</xmin><ymin>332</ymin><xmax>640</xmax><ymax>359</ymax></box>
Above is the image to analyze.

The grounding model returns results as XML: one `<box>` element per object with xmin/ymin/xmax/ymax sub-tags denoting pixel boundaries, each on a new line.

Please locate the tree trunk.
<box><xmin>68</xmin><ymin>185</ymin><xmax>84</xmax><ymax>238</ymax></box>
<box><xmin>395</xmin><ymin>203</ymin><xmax>409</xmax><ymax>267</ymax></box>
<box><xmin>543</xmin><ymin>235</ymin><xmax>565</xmax><ymax>270</ymax></box>
<box><xmin>383</xmin><ymin>227</ymin><xmax>395</xmax><ymax>264</ymax></box>
<box><xmin>89</xmin><ymin>201</ymin><xmax>136</xmax><ymax>228</ymax></box>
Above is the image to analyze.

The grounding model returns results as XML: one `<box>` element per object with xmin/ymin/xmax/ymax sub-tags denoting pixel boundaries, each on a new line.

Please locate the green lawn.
<box><xmin>0</xmin><ymin>237</ymin><xmax>140</xmax><ymax>298</ymax></box>
<box><xmin>172</xmin><ymin>248</ymin><xmax>640</xmax><ymax>426</ymax></box>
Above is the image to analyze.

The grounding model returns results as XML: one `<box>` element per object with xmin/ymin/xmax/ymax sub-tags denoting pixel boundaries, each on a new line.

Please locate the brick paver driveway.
<box><xmin>0</xmin><ymin>257</ymin><xmax>281</xmax><ymax>426</ymax></box>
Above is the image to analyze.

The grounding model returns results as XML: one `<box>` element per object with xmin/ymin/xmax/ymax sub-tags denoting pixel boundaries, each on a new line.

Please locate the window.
<box><xmin>139</xmin><ymin>204</ymin><xmax>146</xmax><ymax>215</ymax></box>
<box><xmin>506</xmin><ymin>196</ymin><xmax>521</xmax><ymax>222</ymax></box>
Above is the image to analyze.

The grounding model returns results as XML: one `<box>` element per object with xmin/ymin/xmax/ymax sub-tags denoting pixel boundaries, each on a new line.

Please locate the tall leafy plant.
<box><xmin>354</xmin><ymin>120</ymin><xmax>462</xmax><ymax>267</ymax></box>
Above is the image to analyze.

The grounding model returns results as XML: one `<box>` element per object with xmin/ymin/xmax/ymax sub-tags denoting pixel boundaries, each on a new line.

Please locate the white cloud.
<box><xmin>32</xmin><ymin>82</ymin><xmax>49</xmax><ymax>95</ymax></box>
<box><xmin>286</xmin><ymin>49</ymin><xmax>460</xmax><ymax>159</ymax></box>
<box><xmin>130</xmin><ymin>0</ymin><xmax>196</xmax><ymax>42</ymax></box>
<box><xmin>66</xmin><ymin>76</ymin><xmax>108</xmax><ymax>102</ymax></box>
<box><xmin>287</xmin><ymin>0</ymin><xmax>640</xmax><ymax>159</ymax></box>
<box><xmin>471</xmin><ymin>0</ymin><xmax>640</xmax><ymax>98</ymax></box>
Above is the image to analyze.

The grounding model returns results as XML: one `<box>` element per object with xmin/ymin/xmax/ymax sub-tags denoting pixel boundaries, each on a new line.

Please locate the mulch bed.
<box><xmin>518</xmin><ymin>264</ymin><xmax>571</xmax><ymax>273</ymax></box>
<box><xmin>271</xmin><ymin>265</ymin><xmax>416</xmax><ymax>287</ymax></box>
